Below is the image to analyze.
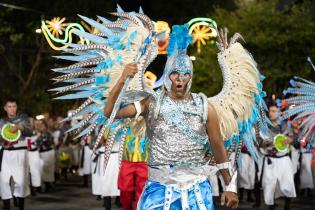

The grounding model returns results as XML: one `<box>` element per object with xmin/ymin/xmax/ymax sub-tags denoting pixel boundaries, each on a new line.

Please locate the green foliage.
<box><xmin>9</xmin><ymin>34</ymin><xmax>24</xmax><ymax>44</ymax></box>
<box><xmin>191</xmin><ymin>0</ymin><xmax>315</xmax><ymax>97</ymax></box>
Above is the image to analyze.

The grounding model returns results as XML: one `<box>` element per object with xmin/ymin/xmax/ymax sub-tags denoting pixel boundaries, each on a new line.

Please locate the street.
<box><xmin>0</xmin><ymin>174</ymin><xmax>313</xmax><ymax>210</ymax></box>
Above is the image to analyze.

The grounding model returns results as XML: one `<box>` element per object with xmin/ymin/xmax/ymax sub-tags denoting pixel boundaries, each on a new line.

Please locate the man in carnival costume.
<box><xmin>0</xmin><ymin>98</ymin><xmax>32</xmax><ymax>210</ymax></box>
<box><xmin>105</xmin><ymin>25</ymin><xmax>266</xmax><ymax>209</ymax></box>
<box><xmin>259</xmin><ymin>103</ymin><xmax>296</xmax><ymax>210</ymax></box>
<box><xmin>280</xmin><ymin>58</ymin><xmax>315</xmax><ymax>201</ymax></box>
<box><xmin>50</xmin><ymin>7</ymin><xmax>268</xmax><ymax>209</ymax></box>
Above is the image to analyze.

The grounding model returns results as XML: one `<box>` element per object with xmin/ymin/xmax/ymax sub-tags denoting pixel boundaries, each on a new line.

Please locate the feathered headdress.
<box><xmin>163</xmin><ymin>25</ymin><xmax>193</xmax><ymax>92</ymax></box>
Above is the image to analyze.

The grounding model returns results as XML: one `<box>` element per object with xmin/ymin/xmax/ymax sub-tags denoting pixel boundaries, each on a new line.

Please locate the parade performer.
<box><xmin>78</xmin><ymin>114</ymin><xmax>94</xmax><ymax>187</ymax></box>
<box><xmin>259</xmin><ymin>104</ymin><xmax>296</xmax><ymax>210</ymax></box>
<box><xmin>0</xmin><ymin>98</ymin><xmax>32</xmax><ymax>210</ymax></box>
<box><xmin>280</xmin><ymin>72</ymin><xmax>315</xmax><ymax>198</ymax></box>
<box><xmin>37</xmin><ymin>120</ymin><xmax>55</xmax><ymax>192</ymax></box>
<box><xmin>26</xmin><ymin>134</ymin><xmax>43</xmax><ymax>195</ymax></box>
<box><xmin>91</xmin><ymin>138</ymin><xmax>105</xmax><ymax>200</ymax></box>
<box><xmin>118</xmin><ymin>120</ymin><xmax>148</xmax><ymax>210</ymax></box>
<box><xmin>50</xmin><ymin>6</ymin><xmax>268</xmax><ymax>209</ymax></box>
<box><xmin>299</xmin><ymin>143</ymin><xmax>314</xmax><ymax>196</ymax></box>
<box><xmin>237</xmin><ymin>144</ymin><xmax>255</xmax><ymax>202</ymax></box>
<box><xmin>101</xmin><ymin>136</ymin><xmax>120</xmax><ymax>210</ymax></box>
<box><xmin>78</xmin><ymin>135</ymin><xmax>93</xmax><ymax>187</ymax></box>
<box><xmin>104</xmin><ymin>23</ymin><xmax>269</xmax><ymax>209</ymax></box>
<box><xmin>91</xmin><ymin>136</ymin><xmax>120</xmax><ymax>210</ymax></box>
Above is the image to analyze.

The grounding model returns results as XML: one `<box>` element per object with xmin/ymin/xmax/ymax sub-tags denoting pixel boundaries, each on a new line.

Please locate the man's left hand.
<box><xmin>221</xmin><ymin>191</ymin><xmax>239</xmax><ymax>209</ymax></box>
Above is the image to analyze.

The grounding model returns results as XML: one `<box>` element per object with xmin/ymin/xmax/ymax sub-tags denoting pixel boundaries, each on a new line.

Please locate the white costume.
<box><xmin>299</xmin><ymin>151</ymin><xmax>314</xmax><ymax>189</ymax></box>
<box><xmin>101</xmin><ymin>141</ymin><xmax>120</xmax><ymax>197</ymax></box>
<box><xmin>38</xmin><ymin>132</ymin><xmax>55</xmax><ymax>182</ymax></box>
<box><xmin>92</xmin><ymin>146</ymin><xmax>105</xmax><ymax>195</ymax></box>
<box><xmin>40</xmin><ymin>149</ymin><xmax>55</xmax><ymax>182</ymax></box>
<box><xmin>26</xmin><ymin>136</ymin><xmax>43</xmax><ymax>187</ymax></box>
<box><xmin>262</xmin><ymin>154</ymin><xmax>296</xmax><ymax>205</ymax></box>
<box><xmin>51</xmin><ymin>130</ymin><xmax>61</xmax><ymax>147</ymax></box>
<box><xmin>78</xmin><ymin>144</ymin><xmax>93</xmax><ymax>176</ymax></box>
<box><xmin>0</xmin><ymin>141</ymin><xmax>30</xmax><ymax>199</ymax></box>
<box><xmin>91</xmin><ymin>143</ymin><xmax>120</xmax><ymax>197</ymax></box>
<box><xmin>261</xmin><ymin>123</ymin><xmax>296</xmax><ymax>206</ymax></box>
<box><xmin>238</xmin><ymin>153</ymin><xmax>256</xmax><ymax>190</ymax></box>
<box><xmin>290</xmin><ymin>146</ymin><xmax>300</xmax><ymax>175</ymax></box>
<box><xmin>70</xmin><ymin>143</ymin><xmax>80</xmax><ymax>167</ymax></box>
<box><xmin>51</xmin><ymin>129</ymin><xmax>61</xmax><ymax>173</ymax></box>
<box><xmin>0</xmin><ymin>114</ymin><xmax>31</xmax><ymax>200</ymax></box>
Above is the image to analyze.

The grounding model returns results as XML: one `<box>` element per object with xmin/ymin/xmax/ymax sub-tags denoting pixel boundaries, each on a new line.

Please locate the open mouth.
<box><xmin>176</xmin><ymin>84</ymin><xmax>183</xmax><ymax>89</ymax></box>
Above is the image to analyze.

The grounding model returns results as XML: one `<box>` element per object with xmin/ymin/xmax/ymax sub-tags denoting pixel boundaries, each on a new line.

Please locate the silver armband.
<box><xmin>217</xmin><ymin>161</ymin><xmax>237</xmax><ymax>193</ymax></box>
<box><xmin>223</xmin><ymin>171</ymin><xmax>238</xmax><ymax>193</ymax></box>
<box><xmin>216</xmin><ymin>161</ymin><xmax>231</xmax><ymax>170</ymax></box>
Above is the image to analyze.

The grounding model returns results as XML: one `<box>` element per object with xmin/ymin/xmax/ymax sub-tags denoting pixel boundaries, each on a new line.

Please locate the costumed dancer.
<box><xmin>37</xmin><ymin>120</ymin><xmax>55</xmax><ymax>192</ymax></box>
<box><xmin>102</xmin><ymin>135</ymin><xmax>120</xmax><ymax>210</ymax></box>
<box><xmin>26</xmin><ymin>132</ymin><xmax>43</xmax><ymax>195</ymax></box>
<box><xmin>91</xmin><ymin>136</ymin><xmax>105</xmax><ymax>200</ymax></box>
<box><xmin>0</xmin><ymin>98</ymin><xmax>32</xmax><ymax>210</ymax></box>
<box><xmin>237</xmin><ymin>144</ymin><xmax>255</xmax><ymax>202</ymax></box>
<box><xmin>78</xmin><ymin>113</ymin><xmax>94</xmax><ymax>187</ymax></box>
<box><xmin>251</xmin><ymin>126</ymin><xmax>265</xmax><ymax>208</ymax></box>
<box><xmin>260</xmin><ymin>104</ymin><xmax>296</xmax><ymax>210</ymax></box>
<box><xmin>104</xmin><ymin>24</ymin><xmax>268</xmax><ymax>209</ymax></box>
<box><xmin>280</xmin><ymin>74</ymin><xmax>315</xmax><ymax>197</ymax></box>
<box><xmin>69</xmin><ymin>139</ymin><xmax>80</xmax><ymax>174</ymax></box>
<box><xmin>92</xmin><ymin>135</ymin><xmax>120</xmax><ymax>210</ymax></box>
<box><xmin>49</xmin><ymin>7</ymin><xmax>268</xmax><ymax>210</ymax></box>
<box><xmin>299</xmin><ymin>143</ymin><xmax>314</xmax><ymax>196</ymax></box>
<box><xmin>51</xmin><ymin>116</ymin><xmax>62</xmax><ymax>181</ymax></box>
<box><xmin>78</xmin><ymin>135</ymin><xmax>93</xmax><ymax>187</ymax></box>
<box><xmin>288</xmin><ymin>121</ymin><xmax>301</xmax><ymax>192</ymax></box>
<box><xmin>58</xmin><ymin>139</ymin><xmax>71</xmax><ymax>181</ymax></box>
<box><xmin>118</xmin><ymin>121</ymin><xmax>148</xmax><ymax>210</ymax></box>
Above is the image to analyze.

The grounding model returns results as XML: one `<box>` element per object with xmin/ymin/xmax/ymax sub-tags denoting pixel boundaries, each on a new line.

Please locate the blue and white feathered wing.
<box><xmin>280</xmin><ymin>77</ymin><xmax>315</xmax><ymax>144</ymax></box>
<box><xmin>50</xmin><ymin>8</ymin><xmax>157</xmax><ymax>168</ymax></box>
<box><xmin>208</xmin><ymin>29</ymin><xmax>269</xmax><ymax>163</ymax></box>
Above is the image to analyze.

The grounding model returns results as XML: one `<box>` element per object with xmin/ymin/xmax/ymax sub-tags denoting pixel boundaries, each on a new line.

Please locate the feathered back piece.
<box><xmin>208</xmin><ymin>28</ymin><xmax>269</xmax><ymax>162</ymax></box>
<box><xmin>50</xmin><ymin>6</ymin><xmax>157</xmax><ymax>169</ymax></box>
<box><xmin>280</xmin><ymin>77</ymin><xmax>315</xmax><ymax>144</ymax></box>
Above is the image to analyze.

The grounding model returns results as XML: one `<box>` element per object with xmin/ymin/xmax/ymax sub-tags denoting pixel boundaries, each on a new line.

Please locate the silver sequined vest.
<box><xmin>145</xmin><ymin>90</ymin><xmax>210</xmax><ymax>166</ymax></box>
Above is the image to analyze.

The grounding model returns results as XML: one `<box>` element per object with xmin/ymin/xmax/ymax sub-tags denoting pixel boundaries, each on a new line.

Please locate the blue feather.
<box><xmin>54</xmin><ymin>90</ymin><xmax>95</xmax><ymax>100</ymax></box>
<box><xmin>72</xmin><ymin>29</ymin><xmax>108</xmax><ymax>44</ymax></box>
<box><xmin>78</xmin><ymin>15</ymin><xmax>113</xmax><ymax>37</ymax></box>
<box><xmin>116</xmin><ymin>4</ymin><xmax>124</xmax><ymax>13</ymax></box>
<box><xmin>139</xmin><ymin>6</ymin><xmax>144</xmax><ymax>14</ymax></box>
<box><xmin>97</xmin><ymin>16</ymin><xmax>112</xmax><ymax>24</ymax></box>
<box><xmin>167</xmin><ymin>25</ymin><xmax>192</xmax><ymax>56</ymax></box>
<box><xmin>53</xmin><ymin>54</ymin><xmax>98</xmax><ymax>62</ymax></box>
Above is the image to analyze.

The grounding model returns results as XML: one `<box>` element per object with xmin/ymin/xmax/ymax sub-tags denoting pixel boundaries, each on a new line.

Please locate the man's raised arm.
<box><xmin>104</xmin><ymin>63</ymin><xmax>150</xmax><ymax>119</ymax></box>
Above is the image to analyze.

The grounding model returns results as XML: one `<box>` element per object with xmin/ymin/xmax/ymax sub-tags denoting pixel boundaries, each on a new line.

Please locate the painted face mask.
<box><xmin>163</xmin><ymin>25</ymin><xmax>193</xmax><ymax>92</ymax></box>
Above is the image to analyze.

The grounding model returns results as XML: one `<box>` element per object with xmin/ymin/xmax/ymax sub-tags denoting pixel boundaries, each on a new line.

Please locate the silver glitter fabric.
<box><xmin>145</xmin><ymin>92</ymin><xmax>210</xmax><ymax>166</ymax></box>
<box><xmin>148</xmin><ymin>164</ymin><xmax>219</xmax><ymax>188</ymax></box>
